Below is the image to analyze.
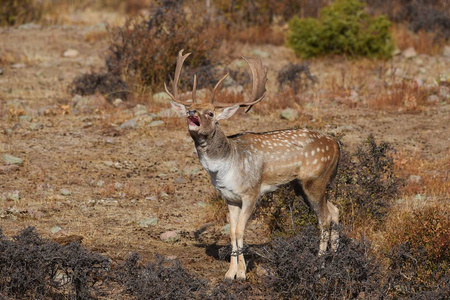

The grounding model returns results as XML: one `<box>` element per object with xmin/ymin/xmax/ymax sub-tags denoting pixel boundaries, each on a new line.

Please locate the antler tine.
<box><xmin>192</xmin><ymin>74</ymin><xmax>197</xmax><ymax>103</ymax></box>
<box><xmin>164</xmin><ymin>49</ymin><xmax>192</xmax><ymax>106</ymax></box>
<box><xmin>212</xmin><ymin>56</ymin><xmax>268</xmax><ymax>112</ymax></box>
<box><xmin>210</xmin><ymin>73</ymin><xmax>229</xmax><ymax>104</ymax></box>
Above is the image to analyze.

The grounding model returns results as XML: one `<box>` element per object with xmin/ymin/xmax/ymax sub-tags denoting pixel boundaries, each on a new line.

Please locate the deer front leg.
<box><xmin>225</xmin><ymin>203</ymin><xmax>241</xmax><ymax>281</ymax></box>
<box><xmin>235</xmin><ymin>198</ymin><xmax>257</xmax><ymax>280</ymax></box>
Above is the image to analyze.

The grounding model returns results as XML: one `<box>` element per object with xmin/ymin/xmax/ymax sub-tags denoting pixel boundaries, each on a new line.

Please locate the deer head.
<box><xmin>166</xmin><ymin>50</ymin><xmax>268</xmax><ymax>138</ymax></box>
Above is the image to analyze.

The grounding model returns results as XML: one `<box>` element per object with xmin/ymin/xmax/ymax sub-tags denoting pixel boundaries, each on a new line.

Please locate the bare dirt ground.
<box><xmin>1</xmin><ymin>23</ymin><xmax>449</xmax><ymax>286</ymax></box>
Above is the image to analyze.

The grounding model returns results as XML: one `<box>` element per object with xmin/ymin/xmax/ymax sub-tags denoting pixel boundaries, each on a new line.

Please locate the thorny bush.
<box><xmin>115</xmin><ymin>252</ymin><xmax>207</xmax><ymax>299</ymax></box>
<box><xmin>0</xmin><ymin>227</ymin><xmax>109</xmax><ymax>299</ymax></box>
<box><xmin>277</xmin><ymin>62</ymin><xmax>318</xmax><ymax>93</ymax></box>
<box><xmin>331</xmin><ymin>134</ymin><xmax>402</xmax><ymax>228</ymax></box>
<box><xmin>260</xmin><ymin>226</ymin><xmax>384</xmax><ymax>299</ymax></box>
<box><xmin>384</xmin><ymin>205</ymin><xmax>449</xmax><ymax>296</ymax></box>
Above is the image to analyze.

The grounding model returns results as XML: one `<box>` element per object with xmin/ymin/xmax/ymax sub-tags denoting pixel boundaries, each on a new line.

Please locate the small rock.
<box><xmin>443</xmin><ymin>45</ymin><xmax>450</xmax><ymax>57</ymax></box>
<box><xmin>19</xmin><ymin>115</ymin><xmax>32</xmax><ymax>122</ymax></box>
<box><xmin>6</xmin><ymin>190</ymin><xmax>20</xmax><ymax>201</ymax></box>
<box><xmin>251</xmin><ymin>49</ymin><xmax>270</xmax><ymax>58</ymax></box>
<box><xmin>197</xmin><ymin>201</ymin><xmax>207</xmax><ymax>208</ymax></box>
<box><xmin>0</xmin><ymin>165</ymin><xmax>20</xmax><ymax>174</ymax></box>
<box><xmin>114</xmin><ymin>182</ymin><xmax>123</xmax><ymax>190</ymax></box>
<box><xmin>221</xmin><ymin>224</ymin><xmax>230</xmax><ymax>235</ymax></box>
<box><xmin>174</xmin><ymin>177</ymin><xmax>185</xmax><ymax>184</ymax></box>
<box><xmin>408</xmin><ymin>175</ymin><xmax>422</xmax><ymax>184</ymax></box>
<box><xmin>50</xmin><ymin>226</ymin><xmax>63</xmax><ymax>235</ymax></box>
<box><xmin>427</xmin><ymin>95</ymin><xmax>440</xmax><ymax>103</ymax></box>
<box><xmin>60</xmin><ymin>189</ymin><xmax>71</xmax><ymax>196</ymax></box>
<box><xmin>145</xmin><ymin>196</ymin><xmax>157</xmax><ymax>201</ymax></box>
<box><xmin>29</xmin><ymin>122</ymin><xmax>44</xmax><ymax>131</ymax></box>
<box><xmin>157</xmin><ymin>108</ymin><xmax>177</xmax><ymax>118</ymax></box>
<box><xmin>11</xmin><ymin>63</ymin><xmax>26</xmax><ymax>69</ymax></box>
<box><xmin>280</xmin><ymin>108</ymin><xmax>299</xmax><ymax>121</ymax></box>
<box><xmin>119</xmin><ymin>118</ymin><xmax>138</xmax><ymax>130</ymax></box>
<box><xmin>63</xmin><ymin>49</ymin><xmax>79</xmax><ymax>58</ymax></box>
<box><xmin>18</xmin><ymin>22</ymin><xmax>41</xmax><ymax>30</ymax></box>
<box><xmin>103</xmin><ymin>160</ymin><xmax>114</xmax><ymax>167</ymax></box>
<box><xmin>224</xmin><ymin>85</ymin><xmax>244</xmax><ymax>95</ymax></box>
<box><xmin>148</xmin><ymin>120</ymin><xmax>164</xmax><ymax>127</ymax></box>
<box><xmin>112</xmin><ymin>98</ymin><xmax>123</xmax><ymax>107</ymax></box>
<box><xmin>160</xmin><ymin>230</ymin><xmax>179</xmax><ymax>243</ymax></box>
<box><xmin>138</xmin><ymin>217</ymin><xmax>158</xmax><ymax>228</ymax></box>
<box><xmin>152</xmin><ymin>91</ymin><xmax>172</xmax><ymax>104</ymax></box>
<box><xmin>96</xmin><ymin>180</ymin><xmax>104</xmax><ymax>187</ymax></box>
<box><xmin>402</xmin><ymin>47</ymin><xmax>417</xmax><ymax>59</ymax></box>
<box><xmin>2</xmin><ymin>154</ymin><xmax>23</xmax><ymax>166</ymax></box>
<box><xmin>133</xmin><ymin>104</ymin><xmax>148</xmax><ymax>116</ymax></box>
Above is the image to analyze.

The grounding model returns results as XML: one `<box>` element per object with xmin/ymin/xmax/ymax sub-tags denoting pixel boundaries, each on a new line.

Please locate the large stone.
<box><xmin>2</xmin><ymin>154</ymin><xmax>23</xmax><ymax>166</ymax></box>
<box><xmin>72</xmin><ymin>94</ymin><xmax>107</xmax><ymax>114</ymax></box>
<box><xmin>402</xmin><ymin>47</ymin><xmax>417</xmax><ymax>59</ymax></box>
<box><xmin>280</xmin><ymin>108</ymin><xmax>299</xmax><ymax>121</ymax></box>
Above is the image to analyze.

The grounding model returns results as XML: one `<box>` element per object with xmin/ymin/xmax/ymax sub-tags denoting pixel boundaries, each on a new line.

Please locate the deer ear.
<box><xmin>216</xmin><ymin>105</ymin><xmax>240</xmax><ymax>121</ymax></box>
<box><xmin>170</xmin><ymin>101</ymin><xmax>187</xmax><ymax>116</ymax></box>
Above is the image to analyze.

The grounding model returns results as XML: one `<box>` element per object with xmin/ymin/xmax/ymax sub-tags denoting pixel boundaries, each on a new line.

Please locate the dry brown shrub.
<box><xmin>392</xmin><ymin>25</ymin><xmax>447</xmax><ymax>55</ymax></box>
<box><xmin>382</xmin><ymin>204</ymin><xmax>450</xmax><ymax>295</ymax></box>
<box><xmin>369</xmin><ymin>80</ymin><xmax>432</xmax><ymax>112</ymax></box>
<box><xmin>394</xmin><ymin>150</ymin><xmax>450</xmax><ymax>198</ymax></box>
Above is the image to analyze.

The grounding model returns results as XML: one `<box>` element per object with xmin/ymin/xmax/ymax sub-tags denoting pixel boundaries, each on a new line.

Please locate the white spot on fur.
<box><xmin>313</xmin><ymin>159</ymin><xmax>318</xmax><ymax>164</ymax></box>
<box><xmin>311</xmin><ymin>150</ymin><xmax>315</xmax><ymax>156</ymax></box>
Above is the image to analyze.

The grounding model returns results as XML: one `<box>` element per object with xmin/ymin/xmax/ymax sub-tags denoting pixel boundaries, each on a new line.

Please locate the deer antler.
<box><xmin>211</xmin><ymin>56</ymin><xmax>268</xmax><ymax>113</ymax></box>
<box><xmin>164</xmin><ymin>49</ymin><xmax>196</xmax><ymax>106</ymax></box>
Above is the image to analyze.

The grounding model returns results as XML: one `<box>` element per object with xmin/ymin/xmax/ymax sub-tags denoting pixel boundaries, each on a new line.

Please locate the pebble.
<box><xmin>50</xmin><ymin>226</ymin><xmax>63</xmax><ymax>235</ymax></box>
<box><xmin>29</xmin><ymin>122</ymin><xmax>44</xmax><ymax>131</ymax></box>
<box><xmin>148</xmin><ymin>120</ymin><xmax>164</xmax><ymax>127</ymax></box>
<box><xmin>112</xmin><ymin>98</ymin><xmax>123</xmax><ymax>107</ymax></box>
<box><xmin>402</xmin><ymin>47</ymin><xmax>417</xmax><ymax>58</ymax></box>
<box><xmin>280</xmin><ymin>108</ymin><xmax>299</xmax><ymax>121</ymax></box>
<box><xmin>63</xmin><ymin>49</ymin><xmax>79</xmax><ymax>58</ymax></box>
<box><xmin>174</xmin><ymin>177</ymin><xmax>185</xmax><ymax>184</ymax></box>
<box><xmin>2</xmin><ymin>154</ymin><xmax>23</xmax><ymax>166</ymax></box>
<box><xmin>138</xmin><ymin>217</ymin><xmax>158</xmax><ymax>228</ymax></box>
<box><xmin>119</xmin><ymin>118</ymin><xmax>138</xmax><ymax>130</ymax></box>
<box><xmin>160</xmin><ymin>230</ymin><xmax>179</xmax><ymax>243</ymax></box>
<box><xmin>103</xmin><ymin>161</ymin><xmax>114</xmax><ymax>167</ymax></box>
<box><xmin>6</xmin><ymin>190</ymin><xmax>20</xmax><ymax>201</ymax></box>
<box><xmin>0</xmin><ymin>165</ymin><xmax>20</xmax><ymax>174</ymax></box>
<box><xmin>60</xmin><ymin>189</ymin><xmax>71</xmax><ymax>196</ymax></box>
<box><xmin>221</xmin><ymin>224</ymin><xmax>230</xmax><ymax>235</ymax></box>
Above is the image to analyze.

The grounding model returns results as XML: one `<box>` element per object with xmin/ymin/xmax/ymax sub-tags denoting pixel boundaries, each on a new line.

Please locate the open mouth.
<box><xmin>188</xmin><ymin>116</ymin><xmax>200</xmax><ymax>126</ymax></box>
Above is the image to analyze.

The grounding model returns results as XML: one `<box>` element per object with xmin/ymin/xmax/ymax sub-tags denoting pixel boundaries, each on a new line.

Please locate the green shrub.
<box><xmin>287</xmin><ymin>0</ymin><xmax>394</xmax><ymax>58</ymax></box>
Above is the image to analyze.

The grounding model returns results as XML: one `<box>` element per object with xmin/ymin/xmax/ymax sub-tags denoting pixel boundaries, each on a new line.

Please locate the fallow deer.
<box><xmin>166</xmin><ymin>50</ymin><xmax>340</xmax><ymax>281</ymax></box>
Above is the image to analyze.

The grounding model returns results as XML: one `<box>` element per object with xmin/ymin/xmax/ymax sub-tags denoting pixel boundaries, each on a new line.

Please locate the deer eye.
<box><xmin>207</xmin><ymin>112</ymin><xmax>214</xmax><ymax>117</ymax></box>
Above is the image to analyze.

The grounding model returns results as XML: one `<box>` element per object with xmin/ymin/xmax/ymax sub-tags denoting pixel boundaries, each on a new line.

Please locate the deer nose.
<box><xmin>188</xmin><ymin>110</ymin><xmax>196</xmax><ymax>117</ymax></box>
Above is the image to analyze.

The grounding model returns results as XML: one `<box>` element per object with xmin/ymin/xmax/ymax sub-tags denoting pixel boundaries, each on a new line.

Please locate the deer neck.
<box><xmin>190</xmin><ymin>125</ymin><xmax>234</xmax><ymax>171</ymax></box>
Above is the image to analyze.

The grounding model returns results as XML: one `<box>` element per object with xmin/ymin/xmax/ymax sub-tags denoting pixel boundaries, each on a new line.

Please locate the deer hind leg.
<box><xmin>327</xmin><ymin>201</ymin><xmax>339</xmax><ymax>252</ymax></box>
<box><xmin>302</xmin><ymin>179</ymin><xmax>332</xmax><ymax>255</ymax></box>
<box><xmin>225</xmin><ymin>203</ymin><xmax>241</xmax><ymax>281</ymax></box>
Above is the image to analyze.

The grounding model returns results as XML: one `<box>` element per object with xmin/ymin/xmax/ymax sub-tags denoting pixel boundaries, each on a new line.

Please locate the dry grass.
<box><xmin>394</xmin><ymin>150</ymin><xmax>450</xmax><ymax>198</ymax></box>
<box><xmin>392</xmin><ymin>25</ymin><xmax>447</xmax><ymax>55</ymax></box>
